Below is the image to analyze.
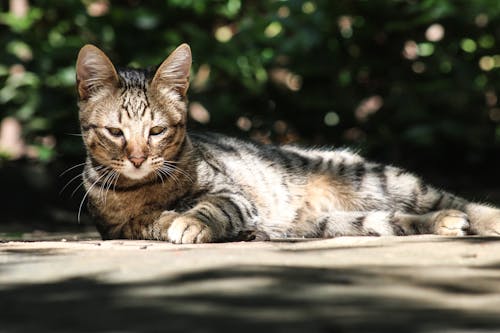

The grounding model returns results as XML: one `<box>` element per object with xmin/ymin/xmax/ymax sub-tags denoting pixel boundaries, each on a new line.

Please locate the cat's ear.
<box><xmin>76</xmin><ymin>44</ymin><xmax>119</xmax><ymax>100</ymax></box>
<box><xmin>151</xmin><ymin>43</ymin><xmax>191</xmax><ymax>97</ymax></box>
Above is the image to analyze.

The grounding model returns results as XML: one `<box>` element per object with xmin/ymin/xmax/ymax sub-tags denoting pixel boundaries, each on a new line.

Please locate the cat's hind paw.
<box><xmin>167</xmin><ymin>216</ymin><xmax>213</xmax><ymax>244</ymax></box>
<box><xmin>433</xmin><ymin>210</ymin><xmax>470</xmax><ymax>236</ymax></box>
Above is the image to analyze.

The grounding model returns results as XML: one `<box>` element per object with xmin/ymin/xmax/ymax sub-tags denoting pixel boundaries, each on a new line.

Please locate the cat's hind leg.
<box><xmin>310</xmin><ymin>210</ymin><xmax>470</xmax><ymax>237</ymax></box>
<box><xmin>423</xmin><ymin>191</ymin><xmax>500</xmax><ymax>236</ymax></box>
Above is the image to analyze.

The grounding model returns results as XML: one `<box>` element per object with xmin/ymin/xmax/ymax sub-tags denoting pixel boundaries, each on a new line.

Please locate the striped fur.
<box><xmin>76</xmin><ymin>44</ymin><xmax>500</xmax><ymax>243</ymax></box>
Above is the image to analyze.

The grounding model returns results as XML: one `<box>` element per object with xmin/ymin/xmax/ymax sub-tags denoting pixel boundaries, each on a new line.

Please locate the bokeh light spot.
<box><xmin>425</xmin><ymin>24</ymin><xmax>444</xmax><ymax>42</ymax></box>
<box><xmin>264</xmin><ymin>21</ymin><xmax>282</xmax><ymax>38</ymax></box>
<box><xmin>460</xmin><ymin>38</ymin><xmax>477</xmax><ymax>53</ymax></box>
<box><xmin>215</xmin><ymin>25</ymin><xmax>233</xmax><ymax>42</ymax></box>
<box><xmin>324</xmin><ymin>112</ymin><xmax>340</xmax><ymax>126</ymax></box>
<box><xmin>479</xmin><ymin>56</ymin><xmax>494</xmax><ymax>71</ymax></box>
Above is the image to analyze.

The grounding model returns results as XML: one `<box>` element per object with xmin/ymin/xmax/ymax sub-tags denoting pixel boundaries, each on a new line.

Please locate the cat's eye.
<box><xmin>106</xmin><ymin>127</ymin><xmax>123</xmax><ymax>137</ymax></box>
<box><xmin>149</xmin><ymin>126</ymin><xmax>165</xmax><ymax>136</ymax></box>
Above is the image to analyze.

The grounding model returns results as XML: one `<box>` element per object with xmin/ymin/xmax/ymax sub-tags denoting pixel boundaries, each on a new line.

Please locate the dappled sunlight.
<box><xmin>2</xmin><ymin>236</ymin><xmax>500</xmax><ymax>331</ymax></box>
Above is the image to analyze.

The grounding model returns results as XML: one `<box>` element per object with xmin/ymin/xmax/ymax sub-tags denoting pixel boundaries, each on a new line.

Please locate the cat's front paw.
<box><xmin>433</xmin><ymin>210</ymin><xmax>470</xmax><ymax>236</ymax></box>
<box><xmin>167</xmin><ymin>216</ymin><xmax>213</xmax><ymax>244</ymax></box>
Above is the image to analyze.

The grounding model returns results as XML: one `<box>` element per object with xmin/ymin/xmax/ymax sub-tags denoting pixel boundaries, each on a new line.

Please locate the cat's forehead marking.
<box><xmin>118</xmin><ymin>68</ymin><xmax>149</xmax><ymax>89</ymax></box>
<box><xmin>120</xmin><ymin>88</ymin><xmax>150</xmax><ymax>120</ymax></box>
<box><xmin>118</xmin><ymin>69</ymin><xmax>151</xmax><ymax>120</ymax></box>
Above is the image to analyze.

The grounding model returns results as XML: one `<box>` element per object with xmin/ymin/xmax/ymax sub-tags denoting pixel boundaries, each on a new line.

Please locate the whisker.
<box><xmin>60</xmin><ymin>172</ymin><xmax>84</xmax><ymax>195</ymax></box>
<box><xmin>71</xmin><ymin>181</ymin><xmax>85</xmax><ymax>198</ymax></box>
<box><xmin>77</xmin><ymin>167</ymin><xmax>111</xmax><ymax>223</ymax></box>
<box><xmin>59</xmin><ymin>162</ymin><xmax>87</xmax><ymax>177</ymax></box>
<box><xmin>163</xmin><ymin>159</ymin><xmax>181</xmax><ymax>164</ymax></box>
<box><xmin>163</xmin><ymin>161</ymin><xmax>194</xmax><ymax>183</ymax></box>
<box><xmin>157</xmin><ymin>167</ymin><xmax>174</xmax><ymax>185</ymax></box>
<box><xmin>99</xmin><ymin>169</ymin><xmax>114</xmax><ymax>204</ymax></box>
<box><xmin>112</xmin><ymin>171</ymin><xmax>120</xmax><ymax>193</ymax></box>
<box><xmin>159</xmin><ymin>166</ymin><xmax>182</xmax><ymax>187</ymax></box>
<box><xmin>155</xmin><ymin>170</ymin><xmax>165</xmax><ymax>185</ymax></box>
<box><xmin>104</xmin><ymin>170</ymin><xmax>119</xmax><ymax>205</ymax></box>
<box><xmin>157</xmin><ymin>168</ymin><xmax>168</xmax><ymax>181</ymax></box>
<box><xmin>72</xmin><ymin>165</ymin><xmax>106</xmax><ymax>198</ymax></box>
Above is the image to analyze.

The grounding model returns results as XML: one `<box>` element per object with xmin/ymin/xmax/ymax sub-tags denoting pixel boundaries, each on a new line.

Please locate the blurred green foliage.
<box><xmin>1</xmin><ymin>0</ymin><xmax>500</xmax><ymax>173</ymax></box>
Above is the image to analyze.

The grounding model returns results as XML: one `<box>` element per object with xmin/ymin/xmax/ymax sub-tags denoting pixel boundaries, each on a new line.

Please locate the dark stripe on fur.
<box><xmin>353</xmin><ymin>215</ymin><xmax>365</xmax><ymax>229</ymax></box>
<box><xmin>389</xmin><ymin>215</ymin><xmax>406</xmax><ymax>236</ymax></box>
<box><xmin>372</xmin><ymin>164</ymin><xmax>388</xmax><ymax>194</ymax></box>
<box><xmin>195</xmin><ymin>209</ymin><xmax>212</xmax><ymax>225</ymax></box>
<box><xmin>410</xmin><ymin>221</ymin><xmax>420</xmax><ymax>234</ymax></box>
<box><xmin>223</xmin><ymin>197</ymin><xmax>246</xmax><ymax>225</ymax></box>
<box><xmin>317</xmin><ymin>216</ymin><xmax>329</xmax><ymax>237</ymax></box>
<box><xmin>419</xmin><ymin>181</ymin><xmax>429</xmax><ymax>195</ymax></box>
<box><xmin>431</xmin><ymin>193</ymin><xmax>444</xmax><ymax>211</ymax></box>
<box><xmin>337</xmin><ymin>161</ymin><xmax>346</xmax><ymax>176</ymax></box>
<box><xmin>211</xmin><ymin>201</ymin><xmax>234</xmax><ymax>229</ymax></box>
<box><xmin>353</xmin><ymin>163</ymin><xmax>366</xmax><ymax>190</ymax></box>
<box><xmin>311</xmin><ymin>158</ymin><xmax>324</xmax><ymax>171</ymax></box>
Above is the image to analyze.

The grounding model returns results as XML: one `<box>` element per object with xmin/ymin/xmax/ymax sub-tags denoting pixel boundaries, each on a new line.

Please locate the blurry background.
<box><xmin>1</xmin><ymin>0</ymin><xmax>500</xmax><ymax>239</ymax></box>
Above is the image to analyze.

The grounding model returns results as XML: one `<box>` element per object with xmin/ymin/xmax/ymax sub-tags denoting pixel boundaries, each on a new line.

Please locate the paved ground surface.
<box><xmin>2</xmin><ymin>235</ymin><xmax>500</xmax><ymax>332</ymax></box>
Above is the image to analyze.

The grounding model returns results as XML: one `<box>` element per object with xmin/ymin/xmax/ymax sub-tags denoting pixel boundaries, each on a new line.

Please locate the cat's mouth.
<box><xmin>110</xmin><ymin>157</ymin><xmax>188</xmax><ymax>183</ymax></box>
<box><xmin>121</xmin><ymin>160</ymin><xmax>153</xmax><ymax>180</ymax></box>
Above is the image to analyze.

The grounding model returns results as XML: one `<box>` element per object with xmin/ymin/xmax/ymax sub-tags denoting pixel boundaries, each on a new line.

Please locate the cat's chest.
<box><xmin>90</xmin><ymin>184</ymin><xmax>171</xmax><ymax>218</ymax></box>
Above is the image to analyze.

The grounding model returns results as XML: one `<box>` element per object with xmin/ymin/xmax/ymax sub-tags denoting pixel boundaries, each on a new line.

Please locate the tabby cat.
<box><xmin>76</xmin><ymin>43</ymin><xmax>500</xmax><ymax>243</ymax></box>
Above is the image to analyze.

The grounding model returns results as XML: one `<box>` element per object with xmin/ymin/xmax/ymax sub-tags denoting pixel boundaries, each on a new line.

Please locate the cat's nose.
<box><xmin>129</xmin><ymin>155</ymin><xmax>146</xmax><ymax>168</ymax></box>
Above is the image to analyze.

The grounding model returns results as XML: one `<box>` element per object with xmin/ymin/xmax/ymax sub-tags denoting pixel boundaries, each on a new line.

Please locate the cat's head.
<box><xmin>76</xmin><ymin>44</ymin><xmax>191</xmax><ymax>180</ymax></box>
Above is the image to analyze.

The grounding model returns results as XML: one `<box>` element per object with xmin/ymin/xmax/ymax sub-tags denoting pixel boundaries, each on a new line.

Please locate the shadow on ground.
<box><xmin>1</xmin><ymin>262</ymin><xmax>500</xmax><ymax>332</ymax></box>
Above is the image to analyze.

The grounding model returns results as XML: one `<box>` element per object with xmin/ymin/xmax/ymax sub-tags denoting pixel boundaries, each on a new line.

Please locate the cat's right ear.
<box><xmin>151</xmin><ymin>44</ymin><xmax>192</xmax><ymax>97</ymax></box>
<box><xmin>76</xmin><ymin>45</ymin><xmax>119</xmax><ymax>100</ymax></box>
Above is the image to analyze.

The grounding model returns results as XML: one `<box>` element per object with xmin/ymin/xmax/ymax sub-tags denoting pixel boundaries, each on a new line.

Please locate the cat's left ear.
<box><xmin>151</xmin><ymin>44</ymin><xmax>192</xmax><ymax>97</ymax></box>
<box><xmin>76</xmin><ymin>44</ymin><xmax>119</xmax><ymax>100</ymax></box>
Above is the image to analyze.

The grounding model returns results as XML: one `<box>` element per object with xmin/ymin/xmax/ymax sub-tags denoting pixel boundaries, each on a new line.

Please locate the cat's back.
<box><xmin>190</xmin><ymin>131</ymin><xmax>363</xmax><ymax>177</ymax></box>
<box><xmin>190</xmin><ymin>132</ymin><xmax>284</xmax><ymax>187</ymax></box>
<box><xmin>189</xmin><ymin>132</ymin><xmax>368</xmax><ymax>232</ymax></box>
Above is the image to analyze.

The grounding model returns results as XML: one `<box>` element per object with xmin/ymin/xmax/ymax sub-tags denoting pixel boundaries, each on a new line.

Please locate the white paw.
<box><xmin>167</xmin><ymin>216</ymin><xmax>213</xmax><ymax>244</ymax></box>
<box><xmin>434</xmin><ymin>210</ymin><xmax>470</xmax><ymax>236</ymax></box>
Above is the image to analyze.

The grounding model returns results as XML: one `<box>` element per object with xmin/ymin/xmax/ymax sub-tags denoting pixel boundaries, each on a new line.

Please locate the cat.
<box><xmin>76</xmin><ymin>43</ymin><xmax>500</xmax><ymax>243</ymax></box>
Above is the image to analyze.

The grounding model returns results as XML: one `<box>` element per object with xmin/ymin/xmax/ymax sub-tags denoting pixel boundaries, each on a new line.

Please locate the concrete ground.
<box><xmin>2</xmin><ymin>235</ymin><xmax>500</xmax><ymax>332</ymax></box>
